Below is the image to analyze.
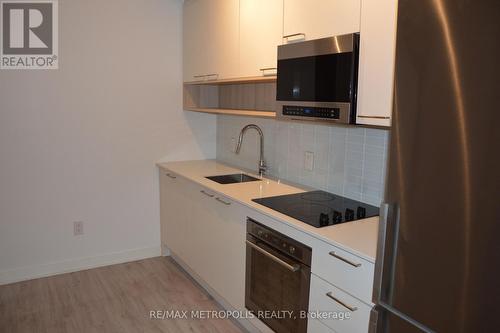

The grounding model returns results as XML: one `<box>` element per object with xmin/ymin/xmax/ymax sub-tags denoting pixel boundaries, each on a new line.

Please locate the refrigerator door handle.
<box><xmin>373</xmin><ymin>203</ymin><xmax>389</xmax><ymax>303</ymax></box>
<box><xmin>373</xmin><ymin>203</ymin><xmax>401</xmax><ymax>304</ymax></box>
<box><xmin>368</xmin><ymin>306</ymin><xmax>380</xmax><ymax>333</ymax></box>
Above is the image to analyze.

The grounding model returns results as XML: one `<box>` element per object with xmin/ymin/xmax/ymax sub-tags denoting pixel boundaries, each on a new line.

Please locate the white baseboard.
<box><xmin>162</xmin><ymin>244</ymin><xmax>171</xmax><ymax>256</ymax></box>
<box><xmin>0</xmin><ymin>245</ymin><xmax>161</xmax><ymax>286</ymax></box>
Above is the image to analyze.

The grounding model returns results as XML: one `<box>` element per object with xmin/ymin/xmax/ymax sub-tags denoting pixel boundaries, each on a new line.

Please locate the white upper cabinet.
<box><xmin>239</xmin><ymin>0</ymin><xmax>283</xmax><ymax>77</ymax></box>
<box><xmin>356</xmin><ymin>0</ymin><xmax>398</xmax><ymax>127</ymax></box>
<box><xmin>283</xmin><ymin>0</ymin><xmax>361</xmax><ymax>42</ymax></box>
<box><xmin>183</xmin><ymin>0</ymin><xmax>240</xmax><ymax>81</ymax></box>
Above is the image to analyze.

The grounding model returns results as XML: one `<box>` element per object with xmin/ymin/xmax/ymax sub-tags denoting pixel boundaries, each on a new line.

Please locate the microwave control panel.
<box><xmin>282</xmin><ymin>105</ymin><xmax>340</xmax><ymax>119</ymax></box>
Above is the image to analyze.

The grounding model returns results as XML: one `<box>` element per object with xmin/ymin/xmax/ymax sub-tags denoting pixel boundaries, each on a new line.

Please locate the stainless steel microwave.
<box><xmin>276</xmin><ymin>33</ymin><xmax>360</xmax><ymax>124</ymax></box>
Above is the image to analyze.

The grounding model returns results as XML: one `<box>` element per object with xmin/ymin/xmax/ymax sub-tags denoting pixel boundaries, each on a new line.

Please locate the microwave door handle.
<box><xmin>246</xmin><ymin>240</ymin><xmax>300</xmax><ymax>272</ymax></box>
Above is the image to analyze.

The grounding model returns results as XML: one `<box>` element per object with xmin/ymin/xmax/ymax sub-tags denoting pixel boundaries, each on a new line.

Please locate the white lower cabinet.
<box><xmin>189</xmin><ymin>188</ymin><xmax>247</xmax><ymax>310</ymax></box>
<box><xmin>160</xmin><ymin>171</ymin><xmax>192</xmax><ymax>260</ymax></box>
<box><xmin>160</xmin><ymin>168</ymin><xmax>247</xmax><ymax>312</ymax></box>
<box><xmin>308</xmin><ymin>318</ymin><xmax>337</xmax><ymax>332</ymax></box>
<box><xmin>160</xmin><ymin>167</ymin><xmax>374</xmax><ymax>333</ymax></box>
<box><xmin>309</xmin><ymin>274</ymin><xmax>371</xmax><ymax>333</ymax></box>
<box><xmin>311</xmin><ymin>240</ymin><xmax>375</xmax><ymax>305</ymax></box>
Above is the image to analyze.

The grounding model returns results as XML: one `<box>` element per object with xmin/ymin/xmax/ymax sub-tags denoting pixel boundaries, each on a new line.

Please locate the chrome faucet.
<box><xmin>235</xmin><ymin>124</ymin><xmax>267</xmax><ymax>176</ymax></box>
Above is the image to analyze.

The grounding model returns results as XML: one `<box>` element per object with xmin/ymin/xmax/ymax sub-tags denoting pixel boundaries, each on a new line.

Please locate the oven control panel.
<box><xmin>257</xmin><ymin>229</ymin><xmax>297</xmax><ymax>256</ymax></box>
<box><xmin>283</xmin><ymin>105</ymin><xmax>340</xmax><ymax>119</ymax></box>
<box><xmin>247</xmin><ymin>218</ymin><xmax>312</xmax><ymax>265</ymax></box>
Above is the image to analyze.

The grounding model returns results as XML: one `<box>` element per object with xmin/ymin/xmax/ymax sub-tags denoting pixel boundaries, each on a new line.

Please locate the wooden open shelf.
<box><xmin>183</xmin><ymin>76</ymin><xmax>277</xmax><ymax>118</ymax></box>
<box><xmin>185</xmin><ymin>107</ymin><xmax>276</xmax><ymax>118</ymax></box>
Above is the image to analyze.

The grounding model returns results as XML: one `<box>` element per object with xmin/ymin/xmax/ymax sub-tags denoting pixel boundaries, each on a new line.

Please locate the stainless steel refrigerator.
<box><xmin>370</xmin><ymin>0</ymin><xmax>500</xmax><ymax>332</ymax></box>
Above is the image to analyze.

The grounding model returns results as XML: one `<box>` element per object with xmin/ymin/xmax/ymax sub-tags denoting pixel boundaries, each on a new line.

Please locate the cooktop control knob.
<box><xmin>319</xmin><ymin>213</ymin><xmax>329</xmax><ymax>226</ymax></box>
<box><xmin>357</xmin><ymin>207</ymin><xmax>366</xmax><ymax>219</ymax></box>
<box><xmin>345</xmin><ymin>208</ymin><xmax>354</xmax><ymax>221</ymax></box>
<box><xmin>333</xmin><ymin>210</ymin><xmax>343</xmax><ymax>223</ymax></box>
<box><xmin>289</xmin><ymin>246</ymin><xmax>296</xmax><ymax>254</ymax></box>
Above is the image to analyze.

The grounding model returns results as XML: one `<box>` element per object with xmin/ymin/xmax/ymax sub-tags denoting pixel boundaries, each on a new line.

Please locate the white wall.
<box><xmin>217</xmin><ymin>115</ymin><xmax>388</xmax><ymax>206</ymax></box>
<box><xmin>0</xmin><ymin>0</ymin><xmax>216</xmax><ymax>284</ymax></box>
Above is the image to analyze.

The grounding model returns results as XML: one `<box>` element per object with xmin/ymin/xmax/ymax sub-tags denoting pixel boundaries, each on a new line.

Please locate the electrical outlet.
<box><xmin>304</xmin><ymin>151</ymin><xmax>314</xmax><ymax>171</ymax></box>
<box><xmin>74</xmin><ymin>221</ymin><xmax>84</xmax><ymax>236</ymax></box>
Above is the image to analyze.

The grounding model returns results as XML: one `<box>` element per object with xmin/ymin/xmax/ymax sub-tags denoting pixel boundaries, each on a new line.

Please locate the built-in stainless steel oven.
<box><xmin>276</xmin><ymin>33</ymin><xmax>360</xmax><ymax>124</ymax></box>
<box><xmin>245</xmin><ymin>218</ymin><xmax>312</xmax><ymax>333</ymax></box>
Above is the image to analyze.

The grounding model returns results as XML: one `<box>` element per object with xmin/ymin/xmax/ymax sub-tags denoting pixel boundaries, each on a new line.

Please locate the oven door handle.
<box><xmin>246</xmin><ymin>240</ymin><xmax>300</xmax><ymax>272</ymax></box>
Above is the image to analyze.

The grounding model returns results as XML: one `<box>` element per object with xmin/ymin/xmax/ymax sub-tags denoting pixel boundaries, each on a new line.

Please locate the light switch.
<box><xmin>304</xmin><ymin>151</ymin><xmax>314</xmax><ymax>171</ymax></box>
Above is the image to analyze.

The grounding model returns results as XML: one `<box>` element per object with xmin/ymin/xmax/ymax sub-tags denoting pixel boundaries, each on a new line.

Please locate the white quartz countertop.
<box><xmin>157</xmin><ymin>159</ymin><xmax>379</xmax><ymax>262</ymax></box>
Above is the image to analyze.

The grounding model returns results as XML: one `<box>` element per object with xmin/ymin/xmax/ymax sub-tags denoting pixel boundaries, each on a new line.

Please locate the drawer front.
<box><xmin>309</xmin><ymin>274</ymin><xmax>371</xmax><ymax>333</ymax></box>
<box><xmin>308</xmin><ymin>319</ymin><xmax>337</xmax><ymax>333</ymax></box>
<box><xmin>312</xmin><ymin>241</ymin><xmax>374</xmax><ymax>304</ymax></box>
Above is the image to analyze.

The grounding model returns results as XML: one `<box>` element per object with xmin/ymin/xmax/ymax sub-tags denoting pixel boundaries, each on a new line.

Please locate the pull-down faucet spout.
<box><xmin>235</xmin><ymin>124</ymin><xmax>266</xmax><ymax>176</ymax></box>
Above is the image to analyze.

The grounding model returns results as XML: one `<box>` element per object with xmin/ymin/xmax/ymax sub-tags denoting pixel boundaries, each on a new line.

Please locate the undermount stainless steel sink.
<box><xmin>205</xmin><ymin>173</ymin><xmax>261</xmax><ymax>184</ymax></box>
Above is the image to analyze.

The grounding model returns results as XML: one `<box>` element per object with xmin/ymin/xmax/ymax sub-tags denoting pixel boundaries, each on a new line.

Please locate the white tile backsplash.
<box><xmin>216</xmin><ymin>115</ymin><xmax>390</xmax><ymax>206</ymax></box>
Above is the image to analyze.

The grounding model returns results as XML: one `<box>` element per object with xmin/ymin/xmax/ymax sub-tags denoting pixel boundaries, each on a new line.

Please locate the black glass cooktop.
<box><xmin>252</xmin><ymin>190</ymin><xmax>379</xmax><ymax>228</ymax></box>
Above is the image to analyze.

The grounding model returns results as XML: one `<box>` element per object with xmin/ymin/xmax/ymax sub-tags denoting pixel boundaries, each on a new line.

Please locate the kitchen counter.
<box><xmin>157</xmin><ymin>159</ymin><xmax>379</xmax><ymax>262</ymax></box>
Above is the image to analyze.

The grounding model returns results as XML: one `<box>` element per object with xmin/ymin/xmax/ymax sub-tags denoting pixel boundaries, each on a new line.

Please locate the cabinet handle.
<box><xmin>205</xmin><ymin>73</ymin><xmax>219</xmax><ymax>80</ymax></box>
<box><xmin>283</xmin><ymin>32</ymin><xmax>306</xmax><ymax>40</ymax></box>
<box><xmin>259</xmin><ymin>67</ymin><xmax>277</xmax><ymax>76</ymax></box>
<box><xmin>326</xmin><ymin>292</ymin><xmax>358</xmax><ymax>312</ymax></box>
<box><xmin>328</xmin><ymin>251</ymin><xmax>362</xmax><ymax>267</ymax></box>
<box><xmin>165</xmin><ymin>173</ymin><xmax>177</xmax><ymax>179</ymax></box>
<box><xmin>215</xmin><ymin>197</ymin><xmax>231</xmax><ymax>206</ymax></box>
<box><xmin>200</xmin><ymin>190</ymin><xmax>214</xmax><ymax>198</ymax></box>
<box><xmin>193</xmin><ymin>74</ymin><xmax>218</xmax><ymax>81</ymax></box>
<box><xmin>357</xmin><ymin>115</ymin><xmax>391</xmax><ymax>119</ymax></box>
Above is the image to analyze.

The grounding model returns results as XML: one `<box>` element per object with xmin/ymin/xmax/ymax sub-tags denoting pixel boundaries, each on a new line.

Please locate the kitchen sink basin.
<box><xmin>206</xmin><ymin>173</ymin><xmax>261</xmax><ymax>184</ymax></box>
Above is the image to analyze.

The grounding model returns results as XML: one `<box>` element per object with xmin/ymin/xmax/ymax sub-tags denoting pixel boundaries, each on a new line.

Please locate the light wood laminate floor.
<box><xmin>0</xmin><ymin>257</ymin><xmax>244</xmax><ymax>333</ymax></box>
